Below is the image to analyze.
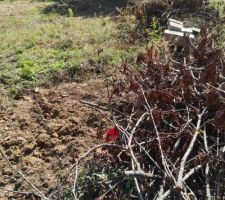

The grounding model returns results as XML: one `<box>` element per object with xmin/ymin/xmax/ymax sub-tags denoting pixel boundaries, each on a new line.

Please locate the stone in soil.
<box><xmin>36</xmin><ymin>133</ymin><xmax>50</xmax><ymax>145</ymax></box>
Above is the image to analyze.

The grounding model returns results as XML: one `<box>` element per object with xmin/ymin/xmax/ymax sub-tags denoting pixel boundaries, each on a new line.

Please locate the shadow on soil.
<box><xmin>41</xmin><ymin>0</ymin><xmax>127</xmax><ymax>17</ymax></box>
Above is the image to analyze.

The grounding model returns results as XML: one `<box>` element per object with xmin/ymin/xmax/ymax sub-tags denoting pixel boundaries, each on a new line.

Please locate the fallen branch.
<box><xmin>203</xmin><ymin>128</ymin><xmax>211</xmax><ymax>200</ymax></box>
<box><xmin>0</xmin><ymin>148</ymin><xmax>48</xmax><ymax>200</ymax></box>
<box><xmin>80</xmin><ymin>100</ymin><xmax>108</xmax><ymax>111</ymax></box>
<box><xmin>124</xmin><ymin>170</ymin><xmax>163</xmax><ymax>180</ymax></box>
<box><xmin>175</xmin><ymin>108</ymin><xmax>206</xmax><ymax>191</ymax></box>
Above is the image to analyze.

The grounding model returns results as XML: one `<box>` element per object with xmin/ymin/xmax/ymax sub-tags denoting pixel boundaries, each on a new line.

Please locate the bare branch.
<box><xmin>175</xmin><ymin>108</ymin><xmax>206</xmax><ymax>191</ymax></box>
<box><xmin>203</xmin><ymin>127</ymin><xmax>211</xmax><ymax>200</ymax></box>
<box><xmin>128</xmin><ymin>112</ymin><xmax>148</xmax><ymax>170</ymax></box>
<box><xmin>0</xmin><ymin>148</ymin><xmax>48</xmax><ymax>200</ymax></box>
<box><xmin>71</xmin><ymin>143</ymin><xmax>125</xmax><ymax>199</ymax></box>
<box><xmin>124</xmin><ymin>170</ymin><xmax>163</xmax><ymax>179</ymax></box>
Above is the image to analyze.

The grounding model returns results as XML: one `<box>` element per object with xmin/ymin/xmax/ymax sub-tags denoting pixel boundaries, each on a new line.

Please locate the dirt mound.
<box><xmin>0</xmin><ymin>79</ymin><xmax>109</xmax><ymax>199</ymax></box>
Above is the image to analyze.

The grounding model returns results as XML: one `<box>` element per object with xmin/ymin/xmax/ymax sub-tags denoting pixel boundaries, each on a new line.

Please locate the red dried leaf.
<box><xmin>204</xmin><ymin>89</ymin><xmax>220</xmax><ymax>109</ymax></box>
<box><xmin>129</xmin><ymin>82</ymin><xmax>139</xmax><ymax>91</ymax></box>
<box><xmin>181</xmin><ymin>69</ymin><xmax>193</xmax><ymax>86</ymax></box>
<box><xmin>200</xmin><ymin>63</ymin><xmax>218</xmax><ymax>84</ymax></box>
<box><xmin>105</xmin><ymin>127</ymin><xmax>119</xmax><ymax>142</ymax></box>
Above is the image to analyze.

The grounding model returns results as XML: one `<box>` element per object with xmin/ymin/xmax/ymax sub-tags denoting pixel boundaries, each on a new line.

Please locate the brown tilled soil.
<box><xmin>0</xmin><ymin>78</ymin><xmax>110</xmax><ymax>199</ymax></box>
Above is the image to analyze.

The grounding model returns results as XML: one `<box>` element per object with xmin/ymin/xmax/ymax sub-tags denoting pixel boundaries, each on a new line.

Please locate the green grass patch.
<box><xmin>210</xmin><ymin>1</ymin><xmax>225</xmax><ymax>17</ymax></box>
<box><xmin>0</xmin><ymin>1</ymin><xmax>141</xmax><ymax>98</ymax></box>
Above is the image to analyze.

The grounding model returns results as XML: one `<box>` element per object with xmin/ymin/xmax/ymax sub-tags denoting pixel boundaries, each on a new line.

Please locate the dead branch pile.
<box><xmin>74</xmin><ymin>28</ymin><xmax>225</xmax><ymax>200</ymax></box>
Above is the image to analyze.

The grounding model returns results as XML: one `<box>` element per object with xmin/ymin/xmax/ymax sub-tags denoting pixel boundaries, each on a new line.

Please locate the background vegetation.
<box><xmin>0</xmin><ymin>0</ymin><xmax>225</xmax><ymax>199</ymax></box>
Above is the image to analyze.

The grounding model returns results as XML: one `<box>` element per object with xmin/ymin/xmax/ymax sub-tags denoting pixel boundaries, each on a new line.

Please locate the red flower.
<box><xmin>105</xmin><ymin>127</ymin><xmax>119</xmax><ymax>142</ymax></box>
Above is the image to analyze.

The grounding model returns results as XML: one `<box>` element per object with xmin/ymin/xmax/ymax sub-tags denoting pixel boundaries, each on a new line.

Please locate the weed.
<box><xmin>67</xmin><ymin>8</ymin><xmax>73</xmax><ymax>17</ymax></box>
<box><xmin>8</xmin><ymin>86</ymin><xmax>21</xmax><ymax>99</ymax></box>
<box><xmin>19</xmin><ymin>67</ymin><xmax>35</xmax><ymax>81</ymax></box>
<box><xmin>0</xmin><ymin>74</ymin><xmax>10</xmax><ymax>84</ymax></box>
<box><xmin>146</xmin><ymin>17</ymin><xmax>162</xmax><ymax>44</ymax></box>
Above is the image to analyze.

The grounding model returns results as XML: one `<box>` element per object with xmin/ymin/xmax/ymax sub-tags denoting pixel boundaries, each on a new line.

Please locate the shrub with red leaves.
<box><xmin>75</xmin><ymin>29</ymin><xmax>225</xmax><ymax>200</ymax></box>
<box><xmin>90</xmin><ymin>29</ymin><xmax>225</xmax><ymax>199</ymax></box>
<box><xmin>106</xmin><ymin>30</ymin><xmax>225</xmax><ymax>199</ymax></box>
